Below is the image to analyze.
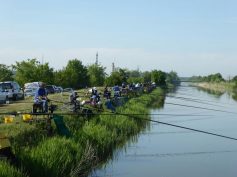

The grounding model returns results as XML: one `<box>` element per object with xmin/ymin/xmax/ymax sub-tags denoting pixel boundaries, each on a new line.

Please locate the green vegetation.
<box><xmin>87</xmin><ymin>64</ymin><xmax>106</xmax><ymax>86</ymax></box>
<box><xmin>0</xmin><ymin>161</ymin><xmax>28</xmax><ymax>177</ymax></box>
<box><xmin>190</xmin><ymin>73</ymin><xmax>225</xmax><ymax>83</ymax></box>
<box><xmin>190</xmin><ymin>73</ymin><xmax>237</xmax><ymax>96</ymax></box>
<box><xmin>54</xmin><ymin>59</ymin><xmax>89</xmax><ymax>88</ymax></box>
<box><xmin>0</xmin><ymin>64</ymin><xmax>13</xmax><ymax>81</ymax></box>
<box><xmin>12</xmin><ymin>59</ymin><xmax>55</xmax><ymax>86</ymax></box>
<box><xmin>0</xmin><ymin>88</ymin><xmax>165</xmax><ymax>177</ymax></box>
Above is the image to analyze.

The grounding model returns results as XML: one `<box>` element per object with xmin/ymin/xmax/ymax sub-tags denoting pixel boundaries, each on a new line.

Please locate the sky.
<box><xmin>1</xmin><ymin>0</ymin><xmax>237</xmax><ymax>78</ymax></box>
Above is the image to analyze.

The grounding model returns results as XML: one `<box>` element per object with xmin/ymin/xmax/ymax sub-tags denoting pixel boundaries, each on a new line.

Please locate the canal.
<box><xmin>89</xmin><ymin>83</ymin><xmax>237</xmax><ymax>177</ymax></box>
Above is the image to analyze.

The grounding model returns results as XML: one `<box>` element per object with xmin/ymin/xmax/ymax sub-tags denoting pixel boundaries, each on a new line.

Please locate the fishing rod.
<box><xmin>166</xmin><ymin>95</ymin><xmax>226</xmax><ymax>108</ymax></box>
<box><xmin>1</xmin><ymin>109</ymin><xmax>237</xmax><ymax>141</ymax></box>
<box><xmin>119</xmin><ymin>113</ymin><xmax>237</xmax><ymax>141</ymax></box>
<box><xmin>132</xmin><ymin>96</ymin><xmax>237</xmax><ymax>115</ymax></box>
<box><xmin>174</xmin><ymin>91</ymin><xmax>235</xmax><ymax>106</ymax></box>
<box><xmin>0</xmin><ymin>111</ymin><xmax>213</xmax><ymax>117</ymax></box>
<box><xmin>150</xmin><ymin>93</ymin><xmax>230</xmax><ymax>107</ymax></box>
<box><xmin>165</xmin><ymin>102</ymin><xmax>237</xmax><ymax>114</ymax></box>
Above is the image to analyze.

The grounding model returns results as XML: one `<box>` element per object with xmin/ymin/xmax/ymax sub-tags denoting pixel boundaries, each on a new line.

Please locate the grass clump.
<box><xmin>0</xmin><ymin>161</ymin><xmax>28</xmax><ymax>177</ymax></box>
<box><xmin>81</xmin><ymin>122</ymin><xmax>117</xmax><ymax>159</ymax></box>
<box><xmin>18</xmin><ymin>137</ymin><xmax>83</xmax><ymax>177</ymax></box>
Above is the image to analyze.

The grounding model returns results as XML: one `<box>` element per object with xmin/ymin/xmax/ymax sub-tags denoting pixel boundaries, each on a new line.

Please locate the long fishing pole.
<box><xmin>1</xmin><ymin>108</ymin><xmax>237</xmax><ymax>141</ymax></box>
<box><xmin>133</xmin><ymin>96</ymin><xmax>237</xmax><ymax>114</ymax></box>
<box><xmin>173</xmin><ymin>91</ymin><xmax>236</xmax><ymax>106</ymax></box>
<box><xmin>0</xmin><ymin>112</ymin><xmax>213</xmax><ymax>117</ymax></box>
<box><xmin>166</xmin><ymin>95</ymin><xmax>226</xmax><ymax>108</ymax></box>
<box><xmin>120</xmin><ymin>113</ymin><xmax>237</xmax><ymax>141</ymax></box>
<box><xmin>150</xmin><ymin>93</ymin><xmax>232</xmax><ymax>107</ymax></box>
<box><xmin>165</xmin><ymin>102</ymin><xmax>237</xmax><ymax>114</ymax></box>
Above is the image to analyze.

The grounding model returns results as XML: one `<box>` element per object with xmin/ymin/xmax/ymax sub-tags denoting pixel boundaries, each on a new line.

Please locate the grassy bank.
<box><xmin>1</xmin><ymin>88</ymin><xmax>165</xmax><ymax>177</ymax></box>
<box><xmin>191</xmin><ymin>82</ymin><xmax>235</xmax><ymax>93</ymax></box>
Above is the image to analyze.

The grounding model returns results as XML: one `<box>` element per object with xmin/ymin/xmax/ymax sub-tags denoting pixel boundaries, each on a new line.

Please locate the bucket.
<box><xmin>4</xmin><ymin>116</ymin><xmax>14</xmax><ymax>124</ymax></box>
<box><xmin>22</xmin><ymin>114</ymin><xmax>33</xmax><ymax>121</ymax></box>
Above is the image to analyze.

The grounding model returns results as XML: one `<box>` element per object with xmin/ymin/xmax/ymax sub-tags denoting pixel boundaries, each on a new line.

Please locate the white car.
<box><xmin>24</xmin><ymin>87</ymin><xmax>38</xmax><ymax>97</ymax></box>
<box><xmin>0</xmin><ymin>81</ymin><xmax>24</xmax><ymax>100</ymax></box>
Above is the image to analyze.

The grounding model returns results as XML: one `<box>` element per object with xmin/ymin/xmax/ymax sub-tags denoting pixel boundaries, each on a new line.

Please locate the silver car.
<box><xmin>0</xmin><ymin>81</ymin><xmax>24</xmax><ymax>100</ymax></box>
<box><xmin>0</xmin><ymin>86</ymin><xmax>9</xmax><ymax>103</ymax></box>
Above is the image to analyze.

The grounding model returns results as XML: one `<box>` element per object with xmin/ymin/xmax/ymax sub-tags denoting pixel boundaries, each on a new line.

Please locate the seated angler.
<box><xmin>103</xmin><ymin>86</ymin><xmax>111</xmax><ymax>99</ymax></box>
<box><xmin>113</xmin><ymin>85</ymin><xmax>121</xmax><ymax>97</ymax></box>
<box><xmin>34</xmin><ymin>82</ymin><xmax>49</xmax><ymax>113</ymax></box>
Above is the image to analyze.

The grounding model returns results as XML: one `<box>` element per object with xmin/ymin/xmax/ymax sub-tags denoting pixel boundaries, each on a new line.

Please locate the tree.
<box><xmin>0</xmin><ymin>64</ymin><xmax>13</xmax><ymax>81</ymax></box>
<box><xmin>12</xmin><ymin>59</ymin><xmax>54</xmax><ymax>86</ymax></box>
<box><xmin>151</xmin><ymin>70</ymin><xmax>167</xmax><ymax>85</ymax></box>
<box><xmin>87</xmin><ymin>64</ymin><xmax>106</xmax><ymax>86</ymax></box>
<box><xmin>105</xmin><ymin>71</ymin><xmax>123</xmax><ymax>86</ymax></box>
<box><xmin>142</xmin><ymin>71</ymin><xmax>151</xmax><ymax>83</ymax></box>
<box><xmin>166</xmin><ymin>71</ymin><xmax>180</xmax><ymax>84</ymax></box>
<box><xmin>61</xmin><ymin>59</ymin><xmax>88</xmax><ymax>89</ymax></box>
<box><xmin>232</xmin><ymin>75</ymin><xmax>237</xmax><ymax>82</ymax></box>
<box><xmin>105</xmin><ymin>68</ymin><xmax>129</xmax><ymax>86</ymax></box>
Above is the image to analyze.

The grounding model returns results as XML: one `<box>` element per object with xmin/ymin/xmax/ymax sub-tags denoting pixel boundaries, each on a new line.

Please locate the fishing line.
<box><xmin>125</xmin><ymin>150</ymin><xmax>237</xmax><ymax>158</ymax></box>
<box><xmin>165</xmin><ymin>102</ymin><xmax>237</xmax><ymax>114</ymax></box>
<box><xmin>123</xmin><ymin>115</ymin><xmax>237</xmax><ymax>141</ymax></box>
<box><xmin>1</xmin><ymin>109</ymin><xmax>237</xmax><ymax>141</ymax></box>
<box><xmin>0</xmin><ymin>112</ymin><xmax>213</xmax><ymax>117</ymax></box>
<box><xmin>166</xmin><ymin>95</ymin><xmax>226</xmax><ymax>108</ymax></box>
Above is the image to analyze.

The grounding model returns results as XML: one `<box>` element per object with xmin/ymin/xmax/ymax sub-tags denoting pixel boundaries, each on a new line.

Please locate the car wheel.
<box><xmin>5</xmin><ymin>96</ymin><xmax>9</xmax><ymax>104</ymax></box>
<box><xmin>13</xmin><ymin>94</ymin><xmax>17</xmax><ymax>101</ymax></box>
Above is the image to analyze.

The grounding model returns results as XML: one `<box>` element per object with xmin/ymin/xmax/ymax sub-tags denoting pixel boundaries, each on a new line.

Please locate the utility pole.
<box><xmin>112</xmin><ymin>62</ymin><xmax>115</xmax><ymax>72</ymax></box>
<box><xmin>95</xmin><ymin>52</ymin><xmax>98</xmax><ymax>65</ymax></box>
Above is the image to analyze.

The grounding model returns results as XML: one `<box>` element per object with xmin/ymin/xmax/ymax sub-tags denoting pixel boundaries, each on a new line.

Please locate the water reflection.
<box><xmin>196</xmin><ymin>87</ymin><xmax>224</xmax><ymax>98</ymax></box>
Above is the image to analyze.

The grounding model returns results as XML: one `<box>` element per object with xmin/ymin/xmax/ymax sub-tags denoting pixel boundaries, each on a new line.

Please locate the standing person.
<box><xmin>34</xmin><ymin>82</ymin><xmax>49</xmax><ymax>113</ymax></box>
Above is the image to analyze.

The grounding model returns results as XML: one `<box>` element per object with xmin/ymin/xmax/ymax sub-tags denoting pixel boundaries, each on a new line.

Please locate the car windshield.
<box><xmin>0</xmin><ymin>83</ymin><xmax>12</xmax><ymax>90</ymax></box>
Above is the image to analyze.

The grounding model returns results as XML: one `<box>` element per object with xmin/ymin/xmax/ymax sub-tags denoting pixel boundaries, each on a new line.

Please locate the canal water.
<box><xmin>89</xmin><ymin>83</ymin><xmax>237</xmax><ymax>177</ymax></box>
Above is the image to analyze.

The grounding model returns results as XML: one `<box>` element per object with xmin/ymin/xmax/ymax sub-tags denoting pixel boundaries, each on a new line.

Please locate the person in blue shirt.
<box><xmin>34</xmin><ymin>82</ymin><xmax>49</xmax><ymax>112</ymax></box>
<box><xmin>113</xmin><ymin>85</ymin><xmax>121</xmax><ymax>97</ymax></box>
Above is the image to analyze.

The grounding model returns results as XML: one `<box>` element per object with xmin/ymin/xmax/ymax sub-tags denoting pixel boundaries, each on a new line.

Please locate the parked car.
<box><xmin>24</xmin><ymin>82</ymin><xmax>40</xmax><ymax>97</ymax></box>
<box><xmin>45</xmin><ymin>85</ymin><xmax>56</xmax><ymax>94</ymax></box>
<box><xmin>24</xmin><ymin>87</ymin><xmax>38</xmax><ymax>97</ymax></box>
<box><xmin>63</xmin><ymin>88</ymin><xmax>74</xmax><ymax>93</ymax></box>
<box><xmin>0</xmin><ymin>87</ymin><xmax>9</xmax><ymax>103</ymax></box>
<box><xmin>0</xmin><ymin>81</ymin><xmax>24</xmax><ymax>100</ymax></box>
<box><xmin>56</xmin><ymin>86</ymin><xmax>63</xmax><ymax>93</ymax></box>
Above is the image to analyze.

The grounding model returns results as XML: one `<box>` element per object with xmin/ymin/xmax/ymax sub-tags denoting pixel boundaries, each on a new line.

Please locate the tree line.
<box><xmin>0</xmin><ymin>58</ymin><xmax>180</xmax><ymax>89</ymax></box>
<box><xmin>189</xmin><ymin>73</ymin><xmax>225</xmax><ymax>83</ymax></box>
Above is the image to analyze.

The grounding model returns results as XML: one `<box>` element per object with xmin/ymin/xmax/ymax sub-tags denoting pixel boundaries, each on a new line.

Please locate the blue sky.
<box><xmin>1</xmin><ymin>0</ymin><xmax>237</xmax><ymax>77</ymax></box>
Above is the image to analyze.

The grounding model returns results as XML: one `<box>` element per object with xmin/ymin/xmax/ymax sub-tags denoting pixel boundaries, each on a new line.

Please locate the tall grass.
<box><xmin>0</xmin><ymin>161</ymin><xmax>28</xmax><ymax>177</ymax></box>
<box><xmin>18</xmin><ymin>137</ymin><xmax>85</xmax><ymax>177</ymax></box>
